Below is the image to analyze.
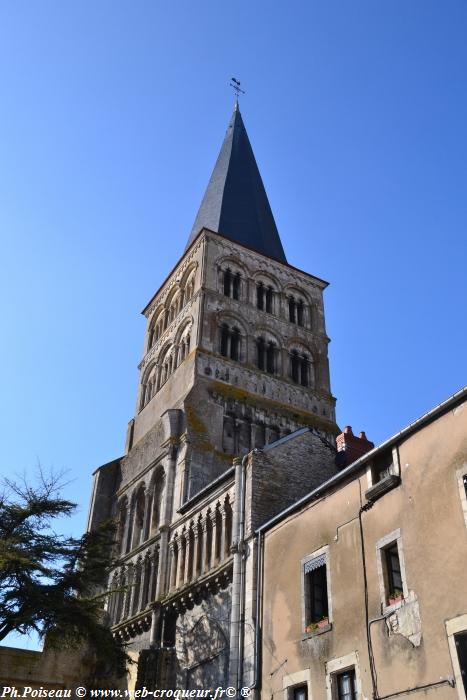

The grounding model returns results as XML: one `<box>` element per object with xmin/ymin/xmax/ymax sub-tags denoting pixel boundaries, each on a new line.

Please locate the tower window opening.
<box><xmin>232</xmin><ymin>272</ymin><xmax>240</xmax><ymax>300</ymax></box>
<box><xmin>256</xmin><ymin>337</ymin><xmax>265</xmax><ymax>371</ymax></box>
<box><xmin>223</xmin><ymin>268</ymin><xmax>241</xmax><ymax>299</ymax></box>
<box><xmin>266</xmin><ymin>286</ymin><xmax>274</xmax><ymax>313</ymax></box>
<box><xmin>300</xmin><ymin>355</ymin><xmax>309</xmax><ymax>387</ymax></box>
<box><xmin>230</xmin><ymin>327</ymin><xmax>240</xmax><ymax>361</ymax></box>
<box><xmin>220</xmin><ymin>324</ymin><xmax>241</xmax><ymax>361</ymax></box>
<box><xmin>257</xmin><ymin>283</ymin><xmax>264</xmax><ymax>310</ymax></box>
<box><xmin>256</xmin><ymin>338</ymin><xmax>275</xmax><ymax>374</ymax></box>
<box><xmin>290</xmin><ymin>351</ymin><xmax>310</xmax><ymax>387</ymax></box>
<box><xmin>297</xmin><ymin>299</ymin><xmax>304</xmax><ymax>326</ymax></box>
<box><xmin>289</xmin><ymin>297</ymin><xmax>296</xmax><ymax>323</ymax></box>
<box><xmin>220</xmin><ymin>324</ymin><xmax>230</xmax><ymax>357</ymax></box>
<box><xmin>289</xmin><ymin>295</ymin><xmax>305</xmax><ymax>326</ymax></box>
<box><xmin>266</xmin><ymin>342</ymin><xmax>275</xmax><ymax>374</ymax></box>
<box><xmin>223</xmin><ymin>268</ymin><xmax>232</xmax><ymax>297</ymax></box>
<box><xmin>291</xmin><ymin>351</ymin><xmax>300</xmax><ymax>383</ymax></box>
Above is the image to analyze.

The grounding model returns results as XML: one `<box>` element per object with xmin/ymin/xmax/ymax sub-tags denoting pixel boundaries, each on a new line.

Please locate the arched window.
<box><xmin>266</xmin><ymin>286</ymin><xmax>274</xmax><ymax>313</ymax></box>
<box><xmin>223</xmin><ymin>268</ymin><xmax>240</xmax><ymax>300</ymax></box>
<box><xmin>256</xmin><ymin>337</ymin><xmax>276</xmax><ymax>374</ymax></box>
<box><xmin>288</xmin><ymin>296</ymin><xmax>304</xmax><ymax>326</ymax></box>
<box><xmin>230</xmin><ymin>327</ymin><xmax>240</xmax><ymax>361</ymax></box>
<box><xmin>147</xmin><ymin>310</ymin><xmax>165</xmax><ymax>351</ymax></box>
<box><xmin>141</xmin><ymin>364</ymin><xmax>158</xmax><ymax>409</ymax></box>
<box><xmin>257</xmin><ymin>283</ymin><xmax>274</xmax><ymax>313</ymax></box>
<box><xmin>220</xmin><ymin>324</ymin><xmax>241</xmax><ymax>361</ymax></box>
<box><xmin>186</xmin><ymin>279</ymin><xmax>194</xmax><ymax>300</ymax></box>
<box><xmin>176</xmin><ymin>324</ymin><xmax>192</xmax><ymax>366</ymax></box>
<box><xmin>290</xmin><ymin>350</ymin><xmax>310</xmax><ymax>387</ymax></box>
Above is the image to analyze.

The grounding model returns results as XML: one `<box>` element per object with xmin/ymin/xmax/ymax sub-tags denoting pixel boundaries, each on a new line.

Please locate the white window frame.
<box><xmin>375</xmin><ymin>528</ymin><xmax>409</xmax><ymax>613</ymax></box>
<box><xmin>326</xmin><ymin>651</ymin><xmax>362</xmax><ymax>700</ymax></box>
<box><xmin>301</xmin><ymin>544</ymin><xmax>332</xmax><ymax>636</ymax></box>
<box><xmin>283</xmin><ymin>669</ymin><xmax>312</xmax><ymax>700</ymax></box>
<box><xmin>446</xmin><ymin>613</ymin><xmax>467</xmax><ymax>700</ymax></box>
<box><xmin>456</xmin><ymin>467</ymin><xmax>467</xmax><ymax>531</ymax></box>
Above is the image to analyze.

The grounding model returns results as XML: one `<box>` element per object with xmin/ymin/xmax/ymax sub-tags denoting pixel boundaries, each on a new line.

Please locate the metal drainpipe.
<box><xmin>250</xmin><ymin>530</ymin><xmax>263</xmax><ymax>692</ymax></box>
<box><xmin>237</xmin><ymin>453</ymin><xmax>248</xmax><ymax>693</ymax></box>
<box><xmin>229</xmin><ymin>454</ymin><xmax>248</xmax><ymax>692</ymax></box>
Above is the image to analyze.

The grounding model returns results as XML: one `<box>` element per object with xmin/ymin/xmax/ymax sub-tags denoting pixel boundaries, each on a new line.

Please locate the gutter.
<box><xmin>257</xmin><ymin>384</ymin><xmax>467</xmax><ymax>538</ymax></box>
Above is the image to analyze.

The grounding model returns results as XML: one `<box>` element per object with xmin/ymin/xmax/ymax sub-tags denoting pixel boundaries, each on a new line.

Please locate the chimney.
<box><xmin>335</xmin><ymin>426</ymin><xmax>374</xmax><ymax>468</ymax></box>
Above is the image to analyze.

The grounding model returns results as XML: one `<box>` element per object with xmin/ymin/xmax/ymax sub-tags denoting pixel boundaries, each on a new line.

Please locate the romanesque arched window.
<box><xmin>176</xmin><ymin>324</ymin><xmax>192</xmax><ymax>366</ymax></box>
<box><xmin>147</xmin><ymin>309</ymin><xmax>165</xmax><ymax>351</ymax></box>
<box><xmin>290</xmin><ymin>349</ymin><xmax>311</xmax><ymax>387</ymax></box>
<box><xmin>256</xmin><ymin>337</ymin><xmax>276</xmax><ymax>374</ymax></box>
<box><xmin>220</xmin><ymin>324</ymin><xmax>241</xmax><ymax>361</ymax></box>
<box><xmin>141</xmin><ymin>364</ymin><xmax>158</xmax><ymax>409</ymax></box>
<box><xmin>185</xmin><ymin>272</ymin><xmax>195</xmax><ymax>301</ymax></box>
<box><xmin>158</xmin><ymin>345</ymin><xmax>175</xmax><ymax>389</ymax></box>
<box><xmin>288</xmin><ymin>296</ymin><xmax>304</xmax><ymax>326</ymax></box>
<box><xmin>257</xmin><ymin>282</ymin><xmax>274</xmax><ymax>313</ymax></box>
<box><xmin>223</xmin><ymin>268</ymin><xmax>241</xmax><ymax>300</ymax></box>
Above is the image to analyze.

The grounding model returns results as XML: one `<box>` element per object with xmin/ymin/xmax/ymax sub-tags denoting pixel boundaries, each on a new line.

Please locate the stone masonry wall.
<box><xmin>246</xmin><ymin>429</ymin><xmax>338</xmax><ymax>536</ymax></box>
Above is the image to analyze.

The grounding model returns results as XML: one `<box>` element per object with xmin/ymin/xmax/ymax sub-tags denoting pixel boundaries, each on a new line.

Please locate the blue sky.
<box><xmin>1</xmin><ymin>1</ymin><xmax>466</xmax><ymax>648</ymax></box>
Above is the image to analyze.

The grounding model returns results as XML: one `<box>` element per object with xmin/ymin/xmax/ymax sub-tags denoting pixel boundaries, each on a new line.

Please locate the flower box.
<box><xmin>305</xmin><ymin>617</ymin><xmax>329</xmax><ymax>633</ymax></box>
<box><xmin>387</xmin><ymin>593</ymin><xmax>403</xmax><ymax>606</ymax></box>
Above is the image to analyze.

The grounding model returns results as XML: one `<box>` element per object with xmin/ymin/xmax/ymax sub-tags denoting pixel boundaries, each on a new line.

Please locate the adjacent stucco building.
<box><xmin>258</xmin><ymin>387</ymin><xmax>467</xmax><ymax>700</ymax></box>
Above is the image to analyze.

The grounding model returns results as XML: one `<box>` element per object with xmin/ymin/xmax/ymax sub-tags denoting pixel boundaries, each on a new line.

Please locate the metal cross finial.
<box><xmin>230</xmin><ymin>77</ymin><xmax>245</xmax><ymax>104</ymax></box>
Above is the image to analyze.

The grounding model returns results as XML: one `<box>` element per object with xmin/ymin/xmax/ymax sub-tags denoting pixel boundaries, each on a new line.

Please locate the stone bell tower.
<box><xmin>131</xmin><ymin>102</ymin><xmax>336</xmax><ymax>503</ymax></box>
<box><xmin>87</xmin><ymin>102</ymin><xmax>338</xmax><ymax>689</ymax></box>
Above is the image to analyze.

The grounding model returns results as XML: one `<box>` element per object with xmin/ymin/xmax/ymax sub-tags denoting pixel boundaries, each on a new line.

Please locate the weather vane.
<box><xmin>230</xmin><ymin>77</ymin><xmax>245</xmax><ymax>103</ymax></box>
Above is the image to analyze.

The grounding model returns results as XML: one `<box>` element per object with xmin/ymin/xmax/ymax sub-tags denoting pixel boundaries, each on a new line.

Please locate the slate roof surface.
<box><xmin>185</xmin><ymin>104</ymin><xmax>287</xmax><ymax>263</ymax></box>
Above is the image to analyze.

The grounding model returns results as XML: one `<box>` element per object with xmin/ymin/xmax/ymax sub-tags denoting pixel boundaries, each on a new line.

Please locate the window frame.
<box><xmin>375</xmin><ymin>529</ymin><xmax>408</xmax><ymax>612</ymax></box>
<box><xmin>367</xmin><ymin>447</ymin><xmax>400</xmax><ymax>488</ymax></box>
<box><xmin>282</xmin><ymin>670</ymin><xmax>312</xmax><ymax>700</ymax></box>
<box><xmin>456</xmin><ymin>467</ymin><xmax>467</xmax><ymax>531</ymax></box>
<box><xmin>326</xmin><ymin>653</ymin><xmax>361</xmax><ymax>700</ymax></box>
<box><xmin>301</xmin><ymin>545</ymin><xmax>332</xmax><ymax>637</ymax></box>
<box><xmin>446</xmin><ymin>614</ymin><xmax>467</xmax><ymax>700</ymax></box>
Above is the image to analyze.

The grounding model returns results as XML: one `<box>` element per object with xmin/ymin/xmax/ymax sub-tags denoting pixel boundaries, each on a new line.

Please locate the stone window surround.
<box><xmin>366</xmin><ymin>446</ymin><xmax>400</xmax><ymax>489</ymax></box>
<box><xmin>456</xmin><ymin>466</ymin><xmax>467</xmax><ymax>531</ymax></box>
<box><xmin>325</xmin><ymin>652</ymin><xmax>362</xmax><ymax>700</ymax></box>
<box><xmin>446</xmin><ymin>613</ymin><xmax>467</xmax><ymax>700</ymax></box>
<box><xmin>300</xmin><ymin>544</ymin><xmax>332</xmax><ymax>638</ymax></box>
<box><xmin>375</xmin><ymin>528</ymin><xmax>409</xmax><ymax>614</ymax></box>
<box><xmin>282</xmin><ymin>669</ymin><xmax>312</xmax><ymax>700</ymax></box>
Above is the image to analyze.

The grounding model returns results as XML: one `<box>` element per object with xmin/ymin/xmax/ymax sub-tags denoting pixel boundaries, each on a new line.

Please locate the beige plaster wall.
<box><xmin>261</xmin><ymin>398</ymin><xmax>467</xmax><ymax>699</ymax></box>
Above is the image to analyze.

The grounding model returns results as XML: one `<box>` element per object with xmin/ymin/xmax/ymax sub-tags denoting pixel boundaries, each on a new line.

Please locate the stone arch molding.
<box><xmin>215</xmin><ymin>255</ymin><xmax>251</xmax><ymax>279</ymax></box>
<box><xmin>251</xmin><ymin>268</ymin><xmax>282</xmax><ymax>292</ymax></box>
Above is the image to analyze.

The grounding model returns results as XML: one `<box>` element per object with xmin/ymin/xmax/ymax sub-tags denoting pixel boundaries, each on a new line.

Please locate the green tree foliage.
<box><xmin>0</xmin><ymin>471</ymin><xmax>128</xmax><ymax>680</ymax></box>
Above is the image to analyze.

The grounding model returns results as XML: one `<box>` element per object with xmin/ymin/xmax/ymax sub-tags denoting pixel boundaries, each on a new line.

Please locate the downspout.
<box><xmin>251</xmin><ymin>530</ymin><xmax>263</xmax><ymax>692</ymax></box>
<box><xmin>229</xmin><ymin>454</ymin><xmax>248</xmax><ymax>691</ymax></box>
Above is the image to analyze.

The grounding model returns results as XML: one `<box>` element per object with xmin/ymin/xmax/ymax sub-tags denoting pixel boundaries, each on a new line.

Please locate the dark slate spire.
<box><xmin>185</xmin><ymin>104</ymin><xmax>287</xmax><ymax>263</ymax></box>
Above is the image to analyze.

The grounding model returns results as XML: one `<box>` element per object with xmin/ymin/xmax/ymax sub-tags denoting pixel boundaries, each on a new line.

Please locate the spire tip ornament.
<box><xmin>230</xmin><ymin>77</ymin><xmax>245</xmax><ymax>106</ymax></box>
